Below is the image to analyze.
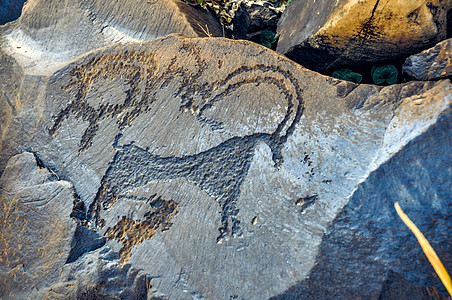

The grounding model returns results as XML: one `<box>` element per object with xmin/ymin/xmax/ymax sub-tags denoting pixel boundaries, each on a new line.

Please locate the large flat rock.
<box><xmin>0</xmin><ymin>34</ymin><xmax>451</xmax><ymax>298</ymax></box>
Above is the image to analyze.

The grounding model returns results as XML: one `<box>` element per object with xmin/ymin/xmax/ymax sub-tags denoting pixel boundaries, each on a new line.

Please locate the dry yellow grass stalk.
<box><xmin>394</xmin><ymin>201</ymin><xmax>452</xmax><ymax>297</ymax></box>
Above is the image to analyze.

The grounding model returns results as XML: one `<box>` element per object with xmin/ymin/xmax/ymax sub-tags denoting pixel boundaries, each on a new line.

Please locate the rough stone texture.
<box><xmin>0</xmin><ymin>0</ymin><xmax>222</xmax><ymax>75</ymax></box>
<box><xmin>271</xmin><ymin>106</ymin><xmax>452</xmax><ymax>299</ymax></box>
<box><xmin>0</xmin><ymin>0</ymin><xmax>27</xmax><ymax>25</ymax></box>
<box><xmin>0</xmin><ymin>152</ymin><xmax>77</xmax><ymax>299</ymax></box>
<box><xmin>0</xmin><ymin>34</ymin><xmax>451</xmax><ymax>298</ymax></box>
<box><xmin>0</xmin><ymin>44</ymin><xmax>23</xmax><ymax>171</ymax></box>
<box><xmin>403</xmin><ymin>38</ymin><xmax>452</xmax><ymax>81</ymax></box>
<box><xmin>277</xmin><ymin>0</ymin><xmax>452</xmax><ymax>72</ymax></box>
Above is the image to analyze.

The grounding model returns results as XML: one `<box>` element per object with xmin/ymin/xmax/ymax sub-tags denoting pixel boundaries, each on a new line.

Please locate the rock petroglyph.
<box><xmin>2</xmin><ymin>33</ymin><xmax>450</xmax><ymax>298</ymax></box>
<box><xmin>49</xmin><ymin>40</ymin><xmax>304</xmax><ymax>245</ymax></box>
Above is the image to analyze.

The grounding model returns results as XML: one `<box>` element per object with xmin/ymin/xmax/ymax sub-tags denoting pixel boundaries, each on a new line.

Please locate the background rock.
<box><xmin>202</xmin><ymin>0</ymin><xmax>285</xmax><ymax>39</ymax></box>
<box><xmin>0</xmin><ymin>0</ymin><xmax>222</xmax><ymax>76</ymax></box>
<box><xmin>403</xmin><ymin>38</ymin><xmax>452</xmax><ymax>81</ymax></box>
<box><xmin>232</xmin><ymin>1</ymin><xmax>280</xmax><ymax>40</ymax></box>
<box><xmin>277</xmin><ymin>0</ymin><xmax>452</xmax><ymax>73</ymax></box>
<box><xmin>0</xmin><ymin>34</ymin><xmax>451</xmax><ymax>298</ymax></box>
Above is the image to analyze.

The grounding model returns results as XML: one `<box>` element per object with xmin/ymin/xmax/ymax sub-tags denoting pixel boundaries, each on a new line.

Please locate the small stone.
<box><xmin>403</xmin><ymin>38</ymin><xmax>452</xmax><ymax>81</ymax></box>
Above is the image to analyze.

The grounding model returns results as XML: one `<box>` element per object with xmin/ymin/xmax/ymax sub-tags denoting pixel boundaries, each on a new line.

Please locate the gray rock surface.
<box><xmin>0</xmin><ymin>152</ymin><xmax>77</xmax><ymax>299</ymax></box>
<box><xmin>0</xmin><ymin>0</ymin><xmax>221</xmax><ymax>75</ymax></box>
<box><xmin>403</xmin><ymin>38</ymin><xmax>452</xmax><ymax>81</ymax></box>
<box><xmin>0</xmin><ymin>44</ymin><xmax>23</xmax><ymax>170</ymax></box>
<box><xmin>0</xmin><ymin>34</ymin><xmax>451</xmax><ymax>299</ymax></box>
<box><xmin>277</xmin><ymin>0</ymin><xmax>452</xmax><ymax>72</ymax></box>
<box><xmin>272</xmin><ymin>105</ymin><xmax>452</xmax><ymax>299</ymax></box>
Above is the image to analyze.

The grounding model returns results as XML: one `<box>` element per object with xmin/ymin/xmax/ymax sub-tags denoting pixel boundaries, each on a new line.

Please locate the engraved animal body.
<box><xmin>50</xmin><ymin>46</ymin><xmax>304</xmax><ymax>243</ymax></box>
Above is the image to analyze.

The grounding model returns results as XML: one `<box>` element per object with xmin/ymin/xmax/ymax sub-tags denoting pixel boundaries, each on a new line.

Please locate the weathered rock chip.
<box><xmin>0</xmin><ymin>44</ymin><xmax>23</xmax><ymax>168</ymax></box>
<box><xmin>277</xmin><ymin>0</ymin><xmax>452</xmax><ymax>72</ymax></box>
<box><xmin>0</xmin><ymin>0</ymin><xmax>222</xmax><ymax>75</ymax></box>
<box><xmin>403</xmin><ymin>38</ymin><xmax>452</xmax><ymax>81</ymax></box>
<box><xmin>0</xmin><ymin>152</ymin><xmax>77</xmax><ymax>299</ymax></box>
<box><xmin>0</xmin><ymin>34</ymin><xmax>451</xmax><ymax>298</ymax></box>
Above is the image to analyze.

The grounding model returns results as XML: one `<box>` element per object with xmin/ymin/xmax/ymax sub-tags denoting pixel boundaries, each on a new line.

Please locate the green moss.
<box><xmin>259</xmin><ymin>30</ymin><xmax>276</xmax><ymax>49</ymax></box>
<box><xmin>371</xmin><ymin>65</ymin><xmax>398</xmax><ymax>85</ymax></box>
<box><xmin>332</xmin><ymin>69</ymin><xmax>362</xmax><ymax>84</ymax></box>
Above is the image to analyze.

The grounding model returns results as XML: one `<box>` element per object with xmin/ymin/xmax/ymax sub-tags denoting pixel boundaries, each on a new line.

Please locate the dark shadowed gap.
<box><xmin>447</xmin><ymin>9</ymin><xmax>452</xmax><ymax>39</ymax></box>
<box><xmin>0</xmin><ymin>0</ymin><xmax>27</xmax><ymax>25</ymax></box>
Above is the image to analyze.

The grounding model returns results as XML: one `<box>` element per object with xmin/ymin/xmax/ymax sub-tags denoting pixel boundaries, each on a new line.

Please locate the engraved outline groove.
<box><xmin>49</xmin><ymin>47</ymin><xmax>305</xmax><ymax>244</ymax></box>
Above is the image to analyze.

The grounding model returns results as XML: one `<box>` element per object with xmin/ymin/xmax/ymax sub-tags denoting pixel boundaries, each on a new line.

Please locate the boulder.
<box><xmin>403</xmin><ymin>38</ymin><xmax>452</xmax><ymax>81</ymax></box>
<box><xmin>0</xmin><ymin>152</ymin><xmax>77</xmax><ymax>299</ymax></box>
<box><xmin>277</xmin><ymin>0</ymin><xmax>452</xmax><ymax>73</ymax></box>
<box><xmin>0</xmin><ymin>34</ymin><xmax>451</xmax><ymax>298</ymax></box>
<box><xmin>0</xmin><ymin>0</ymin><xmax>222</xmax><ymax>76</ymax></box>
<box><xmin>272</xmin><ymin>93</ymin><xmax>452</xmax><ymax>299</ymax></box>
